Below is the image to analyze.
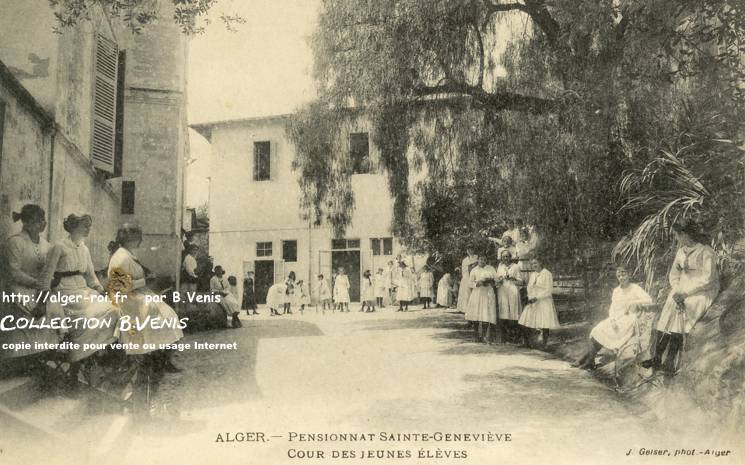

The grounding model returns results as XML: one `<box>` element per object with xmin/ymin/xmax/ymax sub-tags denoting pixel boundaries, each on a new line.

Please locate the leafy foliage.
<box><xmin>48</xmin><ymin>0</ymin><xmax>245</xmax><ymax>34</ymax></box>
<box><xmin>288</xmin><ymin>0</ymin><xmax>745</xmax><ymax>274</ymax></box>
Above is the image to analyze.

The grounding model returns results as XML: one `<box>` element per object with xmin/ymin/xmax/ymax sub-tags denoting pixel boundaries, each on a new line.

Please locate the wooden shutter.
<box><xmin>91</xmin><ymin>34</ymin><xmax>119</xmax><ymax>174</ymax></box>
<box><xmin>269</xmin><ymin>140</ymin><xmax>278</xmax><ymax>181</ymax></box>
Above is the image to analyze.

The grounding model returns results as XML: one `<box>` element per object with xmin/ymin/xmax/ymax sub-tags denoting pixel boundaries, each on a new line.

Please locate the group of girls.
<box><xmin>266</xmin><ymin>271</ymin><xmax>311</xmax><ymax>316</ymax></box>
<box><xmin>1</xmin><ymin>204</ymin><xmax>184</xmax><ymax>389</ymax></box>
<box><xmin>457</xmin><ymin>247</ymin><xmax>559</xmax><ymax>348</ymax></box>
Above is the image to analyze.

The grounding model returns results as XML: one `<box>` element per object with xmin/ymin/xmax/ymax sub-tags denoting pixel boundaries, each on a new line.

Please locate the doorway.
<box><xmin>254</xmin><ymin>260</ymin><xmax>274</xmax><ymax>304</ymax></box>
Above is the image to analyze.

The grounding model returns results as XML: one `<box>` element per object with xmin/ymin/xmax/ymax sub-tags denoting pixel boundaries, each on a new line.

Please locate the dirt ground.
<box><xmin>5</xmin><ymin>305</ymin><xmax>739</xmax><ymax>465</ymax></box>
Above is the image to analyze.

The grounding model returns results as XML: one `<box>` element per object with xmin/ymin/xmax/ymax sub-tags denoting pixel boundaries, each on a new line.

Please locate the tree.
<box><xmin>48</xmin><ymin>0</ymin><xmax>245</xmax><ymax>34</ymax></box>
<box><xmin>287</xmin><ymin>0</ymin><xmax>745</xmax><ymax>270</ymax></box>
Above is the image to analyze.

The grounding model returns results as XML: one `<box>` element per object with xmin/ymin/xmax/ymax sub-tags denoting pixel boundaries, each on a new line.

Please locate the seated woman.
<box><xmin>641</xmin><ymin>220</ymin><xmax>720</xmax><ymax>375</ymax></box>
<box><xmin>107</xmin><ymin>223</ymin><xmax>184</xmax><ymax>373</ymax></box>
<box><xmin>41</xmin><ymin>214</ymin><xmax>118</xmax><ymax>369</ymax></box>
<box><xmin>210</xmin><ymin>265</ymin><xmax>242</xmax><ymax>328</ymax></box>
<box><xmin>574</xmin><ymin>265</ymin><xmax>652</xmax><ymax>370</ymax></box>
<box><xmin>1</xmin><ymin>205</ymin><xmax>60</xmax><ymax>360</ymax></box>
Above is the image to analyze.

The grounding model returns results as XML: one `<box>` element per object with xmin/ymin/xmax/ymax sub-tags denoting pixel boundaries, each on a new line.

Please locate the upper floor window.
<box><xmin>282</xmin><ymin>240</ymin><xmax>297</xmax><ymax>262</ymax></box>
<box><xmin>371</xmin><ymin>237</ymin><xmax>393</xmax><ymax>256</ymax></box>
<box><xmin>256</xmin><ymin>241</ymin><xmax>272</xmax><ymax>257</ymax></box>
<box><xmin>254</xmin><ymin>141</ymin><xmax>271</xmax><ymax>181</ymax></box>
<box><xmin>349</xmin><ymin>132</ymin><xmax>370</xmax><ymax>174</ymax></box>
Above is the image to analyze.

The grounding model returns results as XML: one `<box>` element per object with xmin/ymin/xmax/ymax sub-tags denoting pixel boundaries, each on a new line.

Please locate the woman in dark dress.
<box><xmin>242</xmin><ymin>271</ymin><xmax>258</xmax><ymax>315</ymax></box>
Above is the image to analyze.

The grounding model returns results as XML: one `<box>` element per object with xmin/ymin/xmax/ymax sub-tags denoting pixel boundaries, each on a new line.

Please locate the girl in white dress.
<box><xmin>395</xmin><ymin>262</ymin><xmax>414</xmax><ymax>311</ymax></box>
<box><xmin>1</xmin><ymin>205</ymin><xmax>60</xmax><ymax>359</ymax></box>
<box><xmin>574</xmin><ymin>265</ymin><xmax>652</xmax><ymax>369</ymax></box>
<box><xmin>41</xmin><ymin>214</ymin><xmax>119</xmax><ymax>371</ymax></box>
<box><xmin>496</xmin><ymin>250</ymin><xmax>524</xmax><ymax>342</ymax></box>
<box><xmin>334</xmin><ymin>267</ymin><xmax>351</xmax><ymax>312</ymax></box>
<box><xmin>456</xmin><ymin>249</ymin><xmax>478</xmax><ymax>313</ymax></box>
<box><xmin>316</xmin><ymin>274</ymin><xmax>332</xmax><ymax>312</ymax></box>
<box><xmin>641</xmin><ymin>221</ymin><xmax>720</xmax><ymax>375</ymax></box>
<box><xmin>374</xmin><ymin>268</ymin><xmax>387</xmax><ymax>308</ymax></box>
<box><xmin>518</xmin><ymin>257</ymin><xmax>559</xmax><ymax>348</ymax></box>
<box><xmin>436</xmin><ymin>273</ymin><xmax>452</xmax><ymax>308</ymax></box>
<box><xmin>294</xmin><ymin>279</ymin><xmax>310</xmax><ymax>313</ymax></box>
<box><xmin>466</xmin><ymin>255</ymin><xmax>498</xmax><ymax>343</ymax></box>
<box><xmin>107</xmin><ymin>223</ymin><xmax>184</xmax><ymax>372</ymax></box>
<box><xmin>361</xmin><ymin>270</ymin><xmax>376</xmax><ymax>312</ymax></box>
<box><xmin>418</xmin><ymin>266</ymin><xmax>435</xmax><ymax>309</ymax></box>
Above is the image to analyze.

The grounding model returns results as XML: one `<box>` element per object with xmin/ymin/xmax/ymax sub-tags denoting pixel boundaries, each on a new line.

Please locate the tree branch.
<box><xmin>414</xmin><ymin>81</ymin><xmax>557</xmax><ymax>114</ymax></box>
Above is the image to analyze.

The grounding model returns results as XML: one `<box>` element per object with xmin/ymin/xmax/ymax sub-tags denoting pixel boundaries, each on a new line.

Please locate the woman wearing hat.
<box><xmin>641</xmin><ymin>221</ymin><xmax>720</xmax><ymax>375</ymax></box>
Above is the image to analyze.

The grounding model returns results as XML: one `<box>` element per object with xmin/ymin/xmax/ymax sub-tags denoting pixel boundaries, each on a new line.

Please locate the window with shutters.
<box><xmin>282</xmin><ymin>240</ymin><xmax>297</xmax><ymax>262</ymax></box>
<box><xmin>121</xmin><ymin>181</ymin><xmax>135</xmax><ymax>214</ymax></box>
<box><xmin>254</xmin><ymin>141</ymin><xmax>271</xmax><ymax>181</ymax></box>
<box><xmin>91</xmin><ymin>34</ymin><xmax>119</xmax><ymax>174</ymax></box>
<box><xmin>350</xmin><ymin>132</ymin><xmax>370</xmax><ymax>174</ymax></box>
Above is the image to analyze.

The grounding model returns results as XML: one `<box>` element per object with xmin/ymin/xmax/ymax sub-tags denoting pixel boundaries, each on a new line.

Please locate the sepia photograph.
<box><xmin>0</xmin><ymin>1</ymin><xmax>743</xmax><ymax>464</ymax></box>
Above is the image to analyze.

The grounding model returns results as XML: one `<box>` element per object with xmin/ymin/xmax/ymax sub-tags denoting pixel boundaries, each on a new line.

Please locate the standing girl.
<box><xmin>436</xmin><ymin>272</ymin><xmax>452</xmax><ymax>308</ymax></box>
<box><xmin>361</xmin><ymin>270</ymin><xmax>376</xmax><ymax>312</ymax></box>
<box><xmin>465</xmin><ymin>255</ymin><xmax>498</xmax><ymax>343</ymax></box>
<box><xmin>294</xmin><ymin>279</ymin><xmax>310</xmax><ymax>314</ymax></box>
<box><xmin>418</xmin><ymin>265</ymin><xmax>435</xmax><ymax>309</ymax></box>
<box><xmin>457</xmin><ymin>249</ymin><xmax>478</xmax><ymax>313</ymax></box>
<box><xmin>334</xmin><ymin>267</ymin><xmax>351</xmax><ymax>312</ymax></box>
<box><xmin>518</xmin><ymin>256</ymin><xmax>559</xmax><ymax>348</ymax></box>
<box><xmin>374</xmin><ymin>268</ymin><xmax>387</xmax><ymax>309</ymax></box>
<box><xmin>316</xmin><ymin>274</ymin><xmax>332</xmax><ymax>313</ymax></box>
<box><xmin>284</xmin><ymin>271</ymin><xmax>296</xmax><ymax>314</ymax></box>
<box><xmin>395</xmin><ymin>261</ymin><xmax>413</xmax><ymax>312</ymax></box>
<box><xmin>242</xmin><ymin>271</ymin><xmax>258</xmax><ymax>315</ymax></box>
<box><xmin>496</xmin><ymin>250</ymin><xmax>524</xmax><ymax>342</ymax></box>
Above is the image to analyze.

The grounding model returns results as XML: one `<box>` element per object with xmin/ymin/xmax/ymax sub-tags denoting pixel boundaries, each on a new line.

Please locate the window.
<box><xmin>332</xmin><ymin>239</ymin><xmax>360</xmax><ymax>250</ymax></box>
<box><xmin>254</xmin><ymin>141</ymin><xmax>271</xmax><ymax>181</ymax></box>
<box><xmin>371</xmin><ymin>237</ymin><xmax>393</xmax><ymax>256</ymax></box>
<box><xmin>349</xmin><ymin>132</ymin><xmax>370</xmax><ymax>174</ymax></box>
<box><xmin>91</xmin><ymin>34</ymin><xmax>119</xmax><ymax>174</ymax></box>
<box><xmin>282</xmin><ymin>240</ymin><xmax>297</xmax><ymax>262</ymax></box>
<box><xmin>121</xmin><ymin>180</ymin><xmax>135</xmax><ymax>214</ymax></box>
<box><xmin>256</xmin><ymin>241</ymin><xmax>272</xmax><ymax>257</ymax></box>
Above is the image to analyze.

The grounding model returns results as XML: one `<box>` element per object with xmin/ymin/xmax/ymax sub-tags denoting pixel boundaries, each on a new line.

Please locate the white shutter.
<box><xmin>91</xmin><ymin>34</ymin><xmax>118</xmax><ymax>173</ymax></box>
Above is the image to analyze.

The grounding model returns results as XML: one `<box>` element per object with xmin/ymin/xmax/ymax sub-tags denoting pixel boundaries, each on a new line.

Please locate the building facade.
<box><xmin>191</xmin><ymin>115</ymin><xmax>424</xmax><ymax>303</ymax></box>
<box><xmin>0</xmin><ymin>1</ymin><xmax>187</xmax><ymax>279</ymax></box>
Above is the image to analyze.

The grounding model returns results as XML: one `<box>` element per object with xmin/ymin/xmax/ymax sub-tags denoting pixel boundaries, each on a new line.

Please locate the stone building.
<box><xmin>0</xmin><ymin>0</ymin><xmax>187</xmax><ymax>280</ymax></box>
<box><xmin>191</xmin><ymin>114</ymin><xmax>425</xmax><ymax>304</ymax></box>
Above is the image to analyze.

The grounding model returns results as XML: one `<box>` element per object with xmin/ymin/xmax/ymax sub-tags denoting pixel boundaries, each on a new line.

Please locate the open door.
<box><xmin>254</xmin><ymin>260</ymin><xmax>274</xmax><ymax>305</ymax></box>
